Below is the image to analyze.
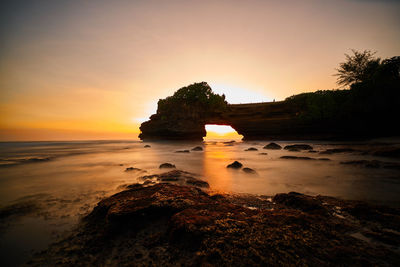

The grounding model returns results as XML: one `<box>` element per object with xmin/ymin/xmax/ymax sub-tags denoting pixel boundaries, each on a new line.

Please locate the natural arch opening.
<box><xmin>204</xmin><ymin>124</ymin><xmax>243</xmax><ymax>141</ymax></box>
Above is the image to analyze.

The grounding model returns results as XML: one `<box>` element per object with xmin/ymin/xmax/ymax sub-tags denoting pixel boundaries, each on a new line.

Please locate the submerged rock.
<box><xmin>124</xmin><ymin>167</ymin><xmax>145</xmax><ymax>172</ymax></box>
<box><xmin>144</xmin><ymin>145</ymin><xmax>151</xmax><ymax>148</ymax></box>
<box><xmin>284</xmin><ymin>144</ymin><xmax>313</xmax><ymax>150</ymax></box>
<box><xmin>280</xmin><ymin>156</ymin><xmax>315</xmax><ymax>160</ymax></box>
<box><xmin>259</xmin><ymin>152</ymin><xmax>268</xmax><ymax>155</ymax></box>
<box><xmin>29</xmin><ymin>185</ymin><xmax>400</xmax><ymax>266</ymax></box>
<box><xmin>175</xmin><ymin>150</ymin><xmax>190</xmax><ymax>153</ymax></box>
<box><xmin>159</xmin><ymin>163</ymin><xmax>176</xmax><ymax>169</ymax></box>
<box><xmin>373</xmin><ymin>147</ymin><xmax>400</xmax><ymax>158</ymax></box>
<box><xmin>318</xmin><ymin>158</ymin><xmax>331</xmax><ymax>161</ymax></box>
<box><xmin>263</xmin><ymin>142</ymin><xmax>282</xmax><ymax>150</ymax></box>
<box><xmin>245</xmin><ymin>147</ymin><xmax>258</xmax><ymax>151</ymax></box>
<box><xmin>320</xmin><ymin>148</ymin><xmax>356</xmax><ymax>154</ymax></box>
<box><xmin>227</xmin><ymin>161</ymin><xmax>243</xmax><ymax>169</ymax></box>
<box><xmin>242</xmin><ymin>167</ymin><xmax>257</xmax><ymax>174</ymax></box>
<box><xmin>340</xmin><ymin>160</ymin><xmax>400</xmax><ymax>169</ymax></box>
<box><xmin>191</xmin><ymin>146</ymin><xmax>203</xmax><ymax>151</ymax></box>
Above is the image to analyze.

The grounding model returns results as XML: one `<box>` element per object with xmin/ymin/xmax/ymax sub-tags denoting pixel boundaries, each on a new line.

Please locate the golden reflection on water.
<box><xmin>202</xmin><ymin>144</ymin><xmax>235</xmax><ymax>193</ymax></box>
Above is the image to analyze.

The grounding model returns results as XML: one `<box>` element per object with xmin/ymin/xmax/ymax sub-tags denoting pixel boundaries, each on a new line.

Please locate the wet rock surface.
<box><xmin>227</xmin><ymin>161</ymin><xmax>243</xmax><ymax>169</ymax></box>
<box><xmin>340</xmin><ymin>160</ymin><xmax>400</xmax><ymax>169</ymax></box>
<box><xmin>159</xmin><ymin>163</ymin><xmax>176</xmax><ymax>169</ymax></box>
<box><xmin>139</xmin><ymin>170</ymin><xmax>209</xmax><ymax>188</ymax></box>
<box><xmin>263</xmin><ymin>142</ymin><xmax>282</xmax><ymax>150</ymax></box>
<box><xmin>125</xmin><ymin>167</ymin><xmax>145</xmax><ymax>172</ymax></box>
<box><xmin>284</xmin><ymin>144</ymin><xmax>313</xmax><ymax>150</ymax></box>
<box><xmin>244</xmin><ymin>147</ymin><xmax>258</xmax><ymax>151</ymax></box>
<box><xmin>280</xmin><ymin>156</ymin><xmax>315</xmax><ymax>160</ymax></box>
<box><xmin>242</xmin><ymin>167</ymin><xmax>257</xmax><ymax>174</ymax></box>
<box><xmin>175</xmin><ymin>150</ymin><xmax>190</xmax><ymax>153</ymax></box>
<box><xmin>27</xmin><ymin>184</ymin><xmax>400</xmax><ymax>266</ymax></box>
<box><xmin>320</xmin><ymin>148</ymin><xmax>356</xmax><ymax>154</ymax></box>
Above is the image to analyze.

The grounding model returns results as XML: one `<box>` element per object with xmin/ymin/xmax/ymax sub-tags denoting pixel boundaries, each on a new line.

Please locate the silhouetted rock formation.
<box><xmin>139</xmin><ymin>68</ymin><xmax>400</xmax><ymax>140</ymax></box>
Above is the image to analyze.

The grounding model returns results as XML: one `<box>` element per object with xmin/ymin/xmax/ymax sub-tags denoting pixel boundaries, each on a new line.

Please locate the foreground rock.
<box><xmin>28</xmin><ymin>184</ymin><xmax>400</xmax><ymax>266</ymax></box>
<box><xmin>244</xmin><ymin>147</ymin><xmax>258</xmax><ymax>151</ymax></box>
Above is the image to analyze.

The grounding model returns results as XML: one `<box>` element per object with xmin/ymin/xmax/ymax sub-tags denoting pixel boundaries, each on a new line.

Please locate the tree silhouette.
<box><xmin>335</xmin><ymin>49</ymin><xmax>381</xmax><ymax>87</ymax></box>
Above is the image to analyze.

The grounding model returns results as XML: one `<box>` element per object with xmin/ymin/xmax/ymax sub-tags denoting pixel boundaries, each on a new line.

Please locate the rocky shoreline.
<box><xmin>26</xmin><ymin>169</ymin><xmax>400</xmax><ymax>266</ymax></box>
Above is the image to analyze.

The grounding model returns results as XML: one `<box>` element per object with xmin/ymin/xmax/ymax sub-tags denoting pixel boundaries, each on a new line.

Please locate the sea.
<box><xmin>0</xmin><ymin>139</ymin><xmax>399</xmax><ymax>266</ymax></box>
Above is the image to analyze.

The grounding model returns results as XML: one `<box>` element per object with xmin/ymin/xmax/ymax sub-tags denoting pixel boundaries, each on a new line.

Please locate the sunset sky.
<box><xmin>1</xmin><ymin>0</ymin><xmax>399</xmax><ymax>141</ymax></box>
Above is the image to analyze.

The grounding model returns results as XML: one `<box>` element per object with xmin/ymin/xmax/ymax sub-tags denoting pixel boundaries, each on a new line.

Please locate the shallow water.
<box><xmin>0</xmin><ymin>139</ymin><xmax>399</xmax><ymax>265</ymax></box>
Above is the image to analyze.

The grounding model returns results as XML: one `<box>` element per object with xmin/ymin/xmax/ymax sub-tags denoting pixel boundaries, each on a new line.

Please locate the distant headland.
<box><xmin>139</xmin><ymin>51</ymin><xmax>400</xmax><ymax>141</ymax></box>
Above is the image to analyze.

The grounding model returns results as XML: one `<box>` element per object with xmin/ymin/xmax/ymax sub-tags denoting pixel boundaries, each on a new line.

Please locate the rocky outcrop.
<box><xmin>138</xmin><ymin>82</ymin><xmax>353</xmax><ymax>141</ymax></box>
<box><xmin>28</xmin><ymin>184</ymin><xmax>400</xmax><ymax>266</ymax></box>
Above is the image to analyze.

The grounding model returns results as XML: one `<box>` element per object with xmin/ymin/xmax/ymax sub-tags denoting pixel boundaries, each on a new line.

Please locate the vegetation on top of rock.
<box><xmin>156</xmin><ymin>82</ymin><xmax>227</xmax><ymax>120</ymax></box>
<box><xmin>284</xmin><ymin>51</ymin><xmax>400</xmax><ymax>132</ymax></box>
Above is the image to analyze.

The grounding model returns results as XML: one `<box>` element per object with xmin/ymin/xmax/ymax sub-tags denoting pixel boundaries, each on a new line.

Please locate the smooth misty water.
<box><xmin>0</xmin><ymin>139</ymin><xmax>399</xmax><ymax>266</ymax></box>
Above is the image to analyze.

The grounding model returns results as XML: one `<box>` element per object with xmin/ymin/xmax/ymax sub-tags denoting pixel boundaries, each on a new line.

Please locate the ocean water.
<box><xmin>0</xmin><ymin>139</ymin><xmax>399</xmax><ymax>265</ymax></box>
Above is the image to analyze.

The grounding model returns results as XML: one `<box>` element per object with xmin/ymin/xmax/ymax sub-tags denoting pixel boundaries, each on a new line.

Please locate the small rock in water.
<box><xmin>186</xmin><ymin>178</ymin><xmax>210</xmax><ymax>188</ymax></box>
<box><xmin>263</xmin><ymin>142</ymin><xmax>282</xmax><ymax>150</ymax></box>
<box><xmin>175</xmin><ymin>150</ymin><xmax>190</xmax><ymax>153</ymax></box>
<box><xmin>288</xmin><ymin>148</ymin><xmax>300</xmax><ymax>152</ymax></box>
<box><xmin>284</xmin><ymin>144</ymin><xmax>313</xmax><ymax>150</ymax></box>
<box><xmin>318</xmin><ymin>158</ymin><xmax>331</xmax><ymax>161</ymax></box>
<box><xmin>227</xmin><ymin>161</ymin><xmax>243</xmax><ymax>169</ymax></box>
<box><xmin>280</xmin><ymin>156</ymin><xmax>315</xmax><ymax>160</ymax></box>
<box><xmin>245</xmin><ymin>147</ymin><xmax>258</xmax><ymax>151</ymax></box>
<box><xmin>159</xmin><ymin>163</ymin><xmax>176</xmax><ymax>169</ymax></box>
<box><xmin>242</xmin><ymin>167</ymin><xmax>257</xmax><ymax>174</ymax></box>
<box><xmin>259</xmin><ymin>152</ymin><xmax>268</xmax><ymax>155</ymax></box>
<box><xmin>223</xmin><ymin>140</ymin><xmax>236</xmax><ymax>144</ymax></box>
<box><xmin>191</xmin><ymin>146</ymin><xmax>203</xmax><ymax>151</ymax></box>
<box><xmin>144</xmin><ymin>144</ymin><xmax>151</xmax><ymax>148</ymax></box>
<box><xmin>372</xmin><ymin>147</ymin><xmax>400</xmax><ymax>158</ymax></box>
<box><xmin>125</xmin><ymin>167</ymin><xmax>144</xmax><ymax>172</ymax></box>
<box><xmin>320</xmin><ymin>148</ymin><xmax>355</xmax><ymax>154</ymax></box>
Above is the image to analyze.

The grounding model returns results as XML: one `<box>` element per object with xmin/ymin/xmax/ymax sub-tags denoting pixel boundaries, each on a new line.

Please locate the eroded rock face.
<box><xmin>28</xmin><ymin>185</ymin><xmax>400</xmax><ymax>266</ymax></box>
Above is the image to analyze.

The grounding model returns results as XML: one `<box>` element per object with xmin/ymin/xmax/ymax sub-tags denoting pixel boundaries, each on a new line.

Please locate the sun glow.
<box><xmin>205</xmin><ymin>124</ymin><xmax>243</xmax><ymax>140</ymax></box>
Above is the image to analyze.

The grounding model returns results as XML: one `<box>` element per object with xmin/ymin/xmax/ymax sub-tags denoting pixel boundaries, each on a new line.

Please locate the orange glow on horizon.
<box><xmin>1</xmin><ymin>0</ymin><xmax>399</xmax><ymax>141</ymax></box>
<box><xmin>205</xmin><ymin>125</ymin><xmax>243</xmax><ymax>140</ymax></box>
